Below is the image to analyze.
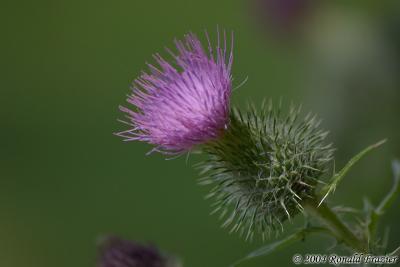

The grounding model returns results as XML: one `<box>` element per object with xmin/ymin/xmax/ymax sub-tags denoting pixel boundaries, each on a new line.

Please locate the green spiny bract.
<box><xmin>198</xmin><ymin>102</ymin><xmax>334</xmax><ymax>240</ymax></box>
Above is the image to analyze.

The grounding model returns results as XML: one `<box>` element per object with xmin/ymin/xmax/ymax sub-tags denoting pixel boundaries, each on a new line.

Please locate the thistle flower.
<box><xmin>199</xmin><ymin>102</ymin><xmax>334</xmax><ymax>240</ymax></box>
<box><xmin>98</xmin><ymin>236</ymin><xmax>170</xmax><ymax>267</ymax></box>
<box><xmin>117</xmin><ymin>30</ymin><xmax>233</xmax><ymax>154</ymax></box>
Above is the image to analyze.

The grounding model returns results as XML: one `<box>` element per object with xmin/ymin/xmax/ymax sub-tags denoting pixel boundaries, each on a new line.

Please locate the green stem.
<box><xmin>302</xmin><ymin>198</ymin><xmax>367</xmax><ymax>253</ymax></box>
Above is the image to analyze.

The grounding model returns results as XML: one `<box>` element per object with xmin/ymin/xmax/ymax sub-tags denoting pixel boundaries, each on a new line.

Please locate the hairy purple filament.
<box><xmin>117</xmin><ymin>30</ymin><xmax>234</xmax><ymax>154</ymax></box>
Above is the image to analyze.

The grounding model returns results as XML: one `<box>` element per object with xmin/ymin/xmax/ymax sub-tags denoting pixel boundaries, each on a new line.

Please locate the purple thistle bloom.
<box><xmin>98</xmin><ymin>236</ymin><xmax>167</xmax><ymax>267</ymax></box>
<box><xmin>117</xmin><ymin>30</ymin><xmax>234</xmax><ymax>154</ymax></box>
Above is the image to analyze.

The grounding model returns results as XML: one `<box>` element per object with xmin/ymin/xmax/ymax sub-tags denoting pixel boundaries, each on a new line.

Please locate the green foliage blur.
<box><xmin>1</xmin><ymin>1</ymin><xmax>399</xmax><ymax>266</ymax></box>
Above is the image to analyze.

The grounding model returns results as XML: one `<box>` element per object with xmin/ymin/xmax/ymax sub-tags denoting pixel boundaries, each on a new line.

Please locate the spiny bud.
<box><xmin>198</xmin><ymin>102</ymin><xmax>334</xmax><ymax>240</ymax></box>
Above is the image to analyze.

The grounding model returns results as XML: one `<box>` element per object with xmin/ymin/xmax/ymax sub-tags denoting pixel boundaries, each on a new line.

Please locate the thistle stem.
<box><xmin>302</xmin><ymin>198</ymin><xmax>367</xmax><ymax>253</ymax></box>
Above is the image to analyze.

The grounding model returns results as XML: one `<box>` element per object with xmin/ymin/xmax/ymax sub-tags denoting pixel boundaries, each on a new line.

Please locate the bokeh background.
<box><xmin>1</xmin><ymin>1</ymin><xmax>399</xmax><ymax>267</ymax></box>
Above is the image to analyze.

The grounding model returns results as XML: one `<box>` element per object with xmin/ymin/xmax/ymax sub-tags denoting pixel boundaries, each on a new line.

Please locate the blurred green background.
<box><xmin>1</xmin><ymin>1</ymin><xmax>399</xmax><ymax>267</ymax></box>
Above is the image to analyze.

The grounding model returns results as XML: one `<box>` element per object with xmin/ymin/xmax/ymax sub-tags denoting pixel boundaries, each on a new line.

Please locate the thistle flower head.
<box><xmin>199</xmin><ymin>102</ymin><xmax>334</xmax><ymax>240</ymax></box>
<box><xmin>98</xmin><ymin>236</ymin><xmax>168</xmax><ymax>267</ymax></box>
<box><xmin>117</xmin><ymin>30</ymin><xmax>234</xmax><ymax>154</ymax></box>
